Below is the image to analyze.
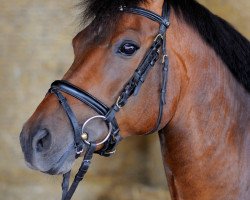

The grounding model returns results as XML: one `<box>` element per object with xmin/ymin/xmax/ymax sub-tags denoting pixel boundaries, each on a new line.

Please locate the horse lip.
<box><xmin>44</xmin><ymin>144</ymin><xmax>75</xmax><ymax>175</ymax></box>
<box><xmin>25</xmin><ymin>161</ymin><xmax>38</xmax><ymax>170</ymax></box>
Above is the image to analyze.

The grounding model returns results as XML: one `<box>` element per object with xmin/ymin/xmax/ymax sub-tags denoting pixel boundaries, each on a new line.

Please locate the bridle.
<box><xmin>50</xmin><ymin>2</ymin><xmax>170</xmax><ymax>199</ymax></box>
<box><xmin>48</xmin><ymin>1</ymin><xmax>170</xmax><ymax>200</ymax></box>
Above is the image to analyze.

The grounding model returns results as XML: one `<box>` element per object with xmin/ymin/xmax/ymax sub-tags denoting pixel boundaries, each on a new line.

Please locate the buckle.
<box><xmin>154</xmin><ymin>34</ymin><xmax>163</xmax><ymax>41</ymax></box>
<box><xmin>100</xmin><ymin>149</ymin><xmax>117</xmax><ymax>157</ymax></box>
<box><xmin>119</xmin><ymin>5</ymin><xmax>126</xmax><ymax>11</ymax></box>
<box><xmin>116</xmin><ymin>96</ymin><xmax>123</xmax><ymax>109</ymax></box>
<box><xmin>76</xmin><ymin>145</ymin><xmax>84</xmax><ymax>155</ymax></box>
<box><xmin>162</xmin><ymin>54</ymin><xmax>168</xmax><ymax>63</ymax></box>
<box><xmin>107</xmin><ymin>149</ymin><xmax>116</xmax><ymax>155</ymax></box>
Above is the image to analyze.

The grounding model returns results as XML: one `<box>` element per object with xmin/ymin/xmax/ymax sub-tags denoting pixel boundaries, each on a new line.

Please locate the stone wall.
<box><xmin>0</xmin><ymin>1</ymin><xmax>249</xmax><ymax>199</ymax></box>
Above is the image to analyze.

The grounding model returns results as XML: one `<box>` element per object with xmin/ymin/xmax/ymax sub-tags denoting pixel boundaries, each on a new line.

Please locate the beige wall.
<box><xmin>0</xmin><ymin>1</ymin><xmax>249</xmax><ymax>199</ymax></box>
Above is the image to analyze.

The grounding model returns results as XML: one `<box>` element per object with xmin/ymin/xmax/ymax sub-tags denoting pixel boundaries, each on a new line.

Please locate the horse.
<box><xmin>19</xmin><ymin>0</ymin><xmax>250</xmax><ymax>199</ymax></box>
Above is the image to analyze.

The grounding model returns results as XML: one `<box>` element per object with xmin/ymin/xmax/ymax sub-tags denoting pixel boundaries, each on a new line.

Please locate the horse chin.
<box><xmin>44</xmin><ymin>146</ymin><xmax>76</xmax><ymax>175</ymax></box>
<box><xmin>25</xmin><ymin>143</ymin><xmax>77</xmax><ymax>176</ymax></box>
<box><xmin>44</xmin><ymin>160</ymin><xmax>74</xmax><ymax>175</ymax></box>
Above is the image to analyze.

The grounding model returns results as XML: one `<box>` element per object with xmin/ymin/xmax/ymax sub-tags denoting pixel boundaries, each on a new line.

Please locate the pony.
<box><xmin>20</xmin><ymin>0</ymin><xmax>250</xmax><ymax>199</ymax></box>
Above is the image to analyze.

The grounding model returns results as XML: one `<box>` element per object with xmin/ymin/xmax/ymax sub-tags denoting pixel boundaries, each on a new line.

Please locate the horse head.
<box><xmin>19</xmin><ymin>0</ymin><xmax>178</xmax><ymax>175</ymax></box>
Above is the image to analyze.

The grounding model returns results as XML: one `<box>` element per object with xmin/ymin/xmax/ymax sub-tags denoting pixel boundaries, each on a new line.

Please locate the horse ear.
<box><xmin>141</xmin><ymin>0</ymin><xmax>164</xmax><ymax>15</ymax></box>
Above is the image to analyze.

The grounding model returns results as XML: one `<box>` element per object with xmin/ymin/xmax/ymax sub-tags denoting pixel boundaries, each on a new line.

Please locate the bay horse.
<box><xmin>20</xmin><ymin>0</ymin><xmax>250</xmax><ymax>199</ymax></box>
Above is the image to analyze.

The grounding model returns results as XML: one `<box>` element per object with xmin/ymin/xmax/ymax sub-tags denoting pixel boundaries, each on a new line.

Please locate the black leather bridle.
<box><xmin>49</xmin><ymin>1</ymin><xmax>170</xmax><ymax>199</ymax></box>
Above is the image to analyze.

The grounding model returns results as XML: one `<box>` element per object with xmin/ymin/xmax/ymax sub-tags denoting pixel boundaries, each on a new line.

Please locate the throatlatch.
<box><xmin>49</xmin><ymin>1</ymin><xmax>170</xmax><ymax>199</ymax></box>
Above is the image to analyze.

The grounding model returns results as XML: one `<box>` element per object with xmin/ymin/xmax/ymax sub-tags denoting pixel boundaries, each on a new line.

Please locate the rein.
<box><xmin>49</xmin><ymin>2</ymin><xmax>170</xmax><ymax>199</ymax></box>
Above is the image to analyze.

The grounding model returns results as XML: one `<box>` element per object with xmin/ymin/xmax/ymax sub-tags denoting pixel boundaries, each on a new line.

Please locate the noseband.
<box><xmin>49</xmin><ymin>2</ymin><xmax>170</xmax><ymax>200</ymax></box>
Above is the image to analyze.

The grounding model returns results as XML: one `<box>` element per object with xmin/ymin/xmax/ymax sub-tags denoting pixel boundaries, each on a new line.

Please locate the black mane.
<box><xmin>80</xmin><ymin>0</ymin><xmax>250</xmax><ymax>92</ymax></box>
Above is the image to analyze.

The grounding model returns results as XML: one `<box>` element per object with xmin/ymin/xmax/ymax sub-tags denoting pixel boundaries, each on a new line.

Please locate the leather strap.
<box><xmin>50</xmin><ymin>89</ymin><xmax>84</xmax><ymax>154</ymax></box>
<box><xmin>62</xmin><ymin>171</ymin><xmax>71</xmax><ymax>200</ymax></box>
<box><xmin>62</xmin><ymin>143</ymin><xmax>97</xmax><ymax>200</ymax></box>
<box><xmin>51</xmin><ymin>80</ymin><xmax>109</xmax><ymax>115</ymax></box>
<box><xmin>121</xmin><ymin>6</ymin><xmax>170</xmax><ymax>27</ymax></box>
<box><xmin>116</xmin><ymin>37</ymin><xmax>162</xmax><ymax>107</ymax></box>
<box><xmin>151</xmin><ymin>0</ymin><xmax>170</xmax><ymax>133</ymax></box>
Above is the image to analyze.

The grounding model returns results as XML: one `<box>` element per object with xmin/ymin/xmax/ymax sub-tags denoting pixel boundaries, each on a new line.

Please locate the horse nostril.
<box><xmin>32</xmin><ymin>129</ymin><xmax>51</xmax><ymax>152</ymax></box>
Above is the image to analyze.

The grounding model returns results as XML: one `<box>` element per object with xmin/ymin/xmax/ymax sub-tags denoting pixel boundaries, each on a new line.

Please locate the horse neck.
<box><xmin>159</xmin><ymin>11</ymin><xmax>250</xmax><ymax>200</ymax></box>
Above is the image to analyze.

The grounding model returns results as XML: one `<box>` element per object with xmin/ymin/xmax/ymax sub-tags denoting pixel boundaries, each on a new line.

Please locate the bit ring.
<box><xmin>81</xmin><ymin>115</ymin><xmax>112</xmax><ymax>146</ymax></box>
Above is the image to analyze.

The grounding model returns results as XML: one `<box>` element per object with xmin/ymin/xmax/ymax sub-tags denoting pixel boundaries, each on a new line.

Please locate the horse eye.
<box><xmin>118</xmin><ymin>43</ymin><xmax>139</xmax><ymax>56</ymax></box>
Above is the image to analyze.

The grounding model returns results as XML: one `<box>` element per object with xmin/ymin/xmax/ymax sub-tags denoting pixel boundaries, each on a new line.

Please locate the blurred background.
<box><xmin>0</xmin><ymin>0</ymin><xmax>249</xmax><ymax>199</ymax></box>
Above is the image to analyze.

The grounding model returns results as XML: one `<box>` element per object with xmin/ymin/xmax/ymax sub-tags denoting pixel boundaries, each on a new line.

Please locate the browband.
<box><xmin>120</xmin><ymin>6</ymin><xmax>170</xmax><ymax>27</ymax></box>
